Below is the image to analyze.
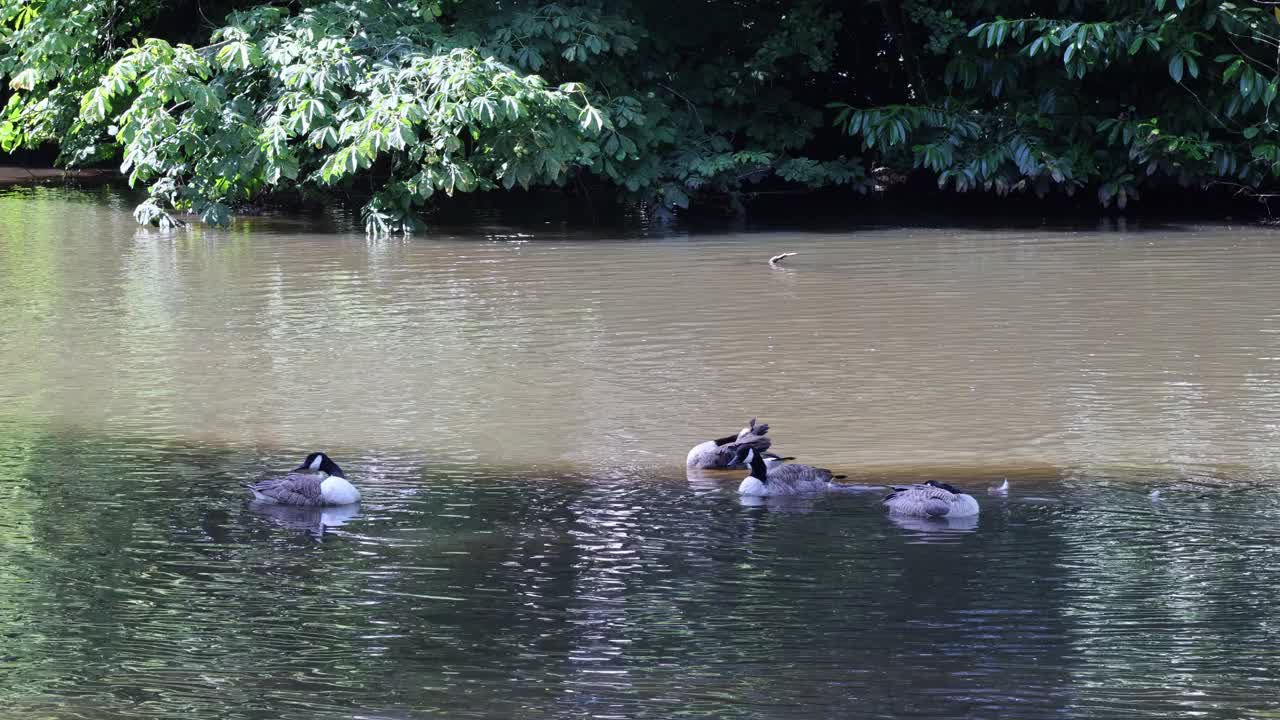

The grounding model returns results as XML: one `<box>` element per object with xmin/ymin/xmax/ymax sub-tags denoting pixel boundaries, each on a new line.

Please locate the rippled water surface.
<box><xmin>4</xmin><ymin>188</ymin><xmax>1280</xmax><ymax>718</ymax></box>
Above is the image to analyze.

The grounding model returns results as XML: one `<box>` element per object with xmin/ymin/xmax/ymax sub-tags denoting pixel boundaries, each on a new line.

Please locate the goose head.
<box><xmin>736</xmin><ymin>447</ymin><xmax>771</xmax><ymax>496</ymax></box>
<box><xmin>736</xmin><ymin>417</ymin><xmax>769</xmax><ymax>439</ymax></box>
<box><xmin>746</xmin><ymin>448</ymin><xmax>769</xmax><ymax>479</ymax></box>
<box><xmin>295</xmin><ymin>452</ymin><xmax>346</xmax><ymax>478</ymax></box>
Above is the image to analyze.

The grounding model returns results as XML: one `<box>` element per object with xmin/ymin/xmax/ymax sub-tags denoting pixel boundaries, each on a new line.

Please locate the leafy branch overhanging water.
<box><xmin>2</xmin><ymin>0</ymin><xmax>1279</xmax><ymax>233</ymax></box>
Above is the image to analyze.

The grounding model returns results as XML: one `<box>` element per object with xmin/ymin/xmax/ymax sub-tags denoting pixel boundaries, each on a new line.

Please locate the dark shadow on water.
<box><xmin>8</xmin><ymin>184</ymin><xmax>1266</xmax><ymax>243</ymax></box>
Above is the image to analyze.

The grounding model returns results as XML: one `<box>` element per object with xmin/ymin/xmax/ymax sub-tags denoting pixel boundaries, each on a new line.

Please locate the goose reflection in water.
<box><xmin>886</xmin><ymin>511</ymin><xmax>980</xmax><ymax>540</ymax></box>
<box><xmin>685</xmin><ymin>468</ymin><xmax>727</xmax><ymax>494</ymax></box>
<box><xmin>248</xmin><ymin>500</ymin><xmax>361</xmax><ymax>539</ymax></box>
<box><xmin>737</xmin><ymin>493</ymin><xmax>821</xmax><ymax>513</ymax></box>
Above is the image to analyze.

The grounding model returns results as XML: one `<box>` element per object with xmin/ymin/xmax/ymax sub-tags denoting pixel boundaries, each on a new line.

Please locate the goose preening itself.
<box><xmin>883</xmin><ymin>480</ymin><xmax>979</xmax><ymax>518</ymax></box>
<box><xmin>686</xmin><ymin>418</ymin><xmax>772</xmax><ymax>470</ymax></box>
<box><xmin>769</xmin><ymin>252</ymin><xmax>798</xmax><ymax>266</ymax></box>
<box><xmin>247</xmin><ymin>452</ymin><xmax>361</xmax><ymax>506</ymax></box>
<box><xmin>737</xmin><ymin>447</ymin><xmax>848</xmax><ymax>496</ymax></box>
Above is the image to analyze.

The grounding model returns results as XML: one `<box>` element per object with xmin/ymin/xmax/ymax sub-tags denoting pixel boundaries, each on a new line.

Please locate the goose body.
<box><xmin>883</xmin><ymin>480</ymin><xmax>979</xmax><ymax>518</ymax></box>
<box><xmin>686</xmin><ymin>418</ymin><xmax>772</xmax><ymax>469</ymax></box>
<box><xmin>737</xmin><ymin>448</ymin><xmax>844</xmax><ymax>496</ymax></box>
<box><xmin>248</xmin><ymin>452</ymin><xmax>361</xmax><ymax>506</ymax></box>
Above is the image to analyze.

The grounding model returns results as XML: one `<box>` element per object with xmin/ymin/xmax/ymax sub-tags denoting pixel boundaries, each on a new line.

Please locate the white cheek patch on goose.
<box><xmin>310</xmin><ymin>455</ymin><xmax>323</xmax><ymax>470</ymax></box>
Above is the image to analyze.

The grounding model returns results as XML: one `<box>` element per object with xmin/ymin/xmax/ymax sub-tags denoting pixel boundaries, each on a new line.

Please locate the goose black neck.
<box><xmin>749</xmin><ymin>451</ymin><xmax>768</xmax><ymax>481</ymax></box>
<box><xmin>324</xmin><ymin>459</ymin><xmax>346</xmax><ymax>478</ymax></box>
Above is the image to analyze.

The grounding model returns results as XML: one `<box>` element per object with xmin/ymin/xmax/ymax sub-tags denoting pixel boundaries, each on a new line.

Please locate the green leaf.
<box><xmin>81</xmin><ymin>87</ymin><xmax>111</xmax><ymax>121</ymax></box>
<box><xmin>1168</xmin><ymin>54</ymin><xmax>1184</xmax><ymax>83</ymax></box>
<box><xmin>216</xmin><ymin>41</ymin><xmax>260</xmax><ymax>71</ymax></box>
<box><xmin>501</xmin><ymin>96</ymin><xmax>522</xmax><ymax>120</ymax></box>
<box><xmin>579</xmin><ymin>105</ymin><xmax>604</xmax><ymax>133</ymax></box>
<box><xmin>1224</xmin><ymin>59</ymin><xmax>1244</xmax><ymax>82</ymax></box>
<box><xmin>9</xmin><ymin>68</ymin><xmax>39</xmax><ymax>91</ymax></box>
<box><xmin>471</xmin><ymin>97</ymin><xmax>496</xmax><ymax>124</ymax></box>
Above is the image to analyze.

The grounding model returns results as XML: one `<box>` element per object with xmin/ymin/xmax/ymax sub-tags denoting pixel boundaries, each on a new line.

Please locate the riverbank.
<box><xmin>0</xmin><ymin>166</ymin><xmax>116</xmax><ymax>186</ymax></box>
<box><xmin>0</xmin><ymin>162</ymin><xmax>1268</xmax><ymax>229</ymax></box>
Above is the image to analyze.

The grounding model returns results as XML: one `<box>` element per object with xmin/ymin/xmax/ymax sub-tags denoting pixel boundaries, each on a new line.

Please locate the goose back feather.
<box><xmin>883</xmin><ymin>481</ymin><xmax>979</xmax><ymax>517</ymax></box>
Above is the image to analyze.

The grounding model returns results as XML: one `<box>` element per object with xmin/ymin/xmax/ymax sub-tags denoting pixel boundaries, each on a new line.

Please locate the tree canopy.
<box><xmin>2</xmin><ymin>0</ymin><xmax>1279</xmax><ymax>232</ymax></box>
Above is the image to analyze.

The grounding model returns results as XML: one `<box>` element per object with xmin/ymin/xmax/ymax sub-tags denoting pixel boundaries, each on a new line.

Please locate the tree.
<box><xmin>1</xmin><ymin>1</ymin><xmax>1279</xmax><ymax>233</ymax></box>
<box><xmin>837</xmin><ymin>1</ymin><xmax>1280</xmax><ymax>210</ymax></box>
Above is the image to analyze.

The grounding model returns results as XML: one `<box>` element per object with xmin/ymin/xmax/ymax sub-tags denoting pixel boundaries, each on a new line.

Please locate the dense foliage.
<box><xmin>2</xmin><ymin>0</ymin><xmax>1280</xmax><ymax>231</ymax></box>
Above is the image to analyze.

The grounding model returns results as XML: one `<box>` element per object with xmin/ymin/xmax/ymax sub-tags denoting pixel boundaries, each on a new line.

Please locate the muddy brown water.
<box><xmin>3</xmin><ymin>188</ymin><xmax>1280</xmax><ymax>719</ymax></box>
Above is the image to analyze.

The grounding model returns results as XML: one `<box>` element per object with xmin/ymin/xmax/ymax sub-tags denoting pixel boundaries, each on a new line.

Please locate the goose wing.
<box><xmin>767</xmin><ymin>463</ymin><xmax>834</xmax><ymax>484</ymax></box>
<box><xmin>249</xmin><ymin>471</ymin><xmax>327</xmax><ymax>506</ymax></box>
<box><xmin>760</xmin><ymin>463</ymin><xmax>835</xmax><ymax>494</ymax></box>
<box><xmin>728</xmin><ymin>434</ymin><xmax>772</xmax><ymax>457</ymax></box>
<box><xmin>883</xmin><ymin>485</ymin><xmax>953</xmax><ymax>517</ymax></box>
<box><xmin>703</xmin><ymin>443</ymin><xmax>742</xmax><ymax>468</ymax></box>
<box><xmin>687</xmin><ymin>434</ymin><xmax>773</xmax><ymax>469</ymax></box>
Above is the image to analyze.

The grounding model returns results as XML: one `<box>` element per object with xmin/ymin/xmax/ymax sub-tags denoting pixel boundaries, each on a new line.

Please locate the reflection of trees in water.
<box><xmin>13</xmin><ymin>427</ymin><xmax>1280</xmax><ymax>718</ymax></box>
<box><xmin>0</xmin><ymin>421</ymin><xmax>56</xmax><ymax>702</ymax></box>
<box><xmin>867</xmin><ymin>497</ymin><xmax>1076</xmax><ymax>717</ymax></box>
<box><xmin>547</xmin><ymin>472</ymin><xmax>766</xmax><ymax>717</ymax></box>
<box><xmin>538</xmin><ymin>474</ymin><xmax>1077</xmax><ymax>718</ymax></box>
<box><xmin>1052</xmin><ymin>477</ymin><xmax>1280</xmax><ymax>717</ymax></box>
<box><xmin>0</xmin><ymin>427</ymin><xmax>259</xmax><ymax>713</ymax></box>
<box><xmin>0</xmin><ymin>430</ymin><xmax>447</xmax><ymax>715</ymax></box>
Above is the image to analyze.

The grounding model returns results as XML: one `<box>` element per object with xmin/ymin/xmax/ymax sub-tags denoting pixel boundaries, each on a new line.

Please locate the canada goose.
<box><xmin>686</xmin><ymin>418</ymin><xmax>772</xmax><ymax>469</ymax></box>
<box><xmin>737</xmin><ymin>447</ymin><xmax>846</xmax><ymax>496</ymax></box>
<box><xmin>247</xmin><ymin>452</ymin><xmax>361</xmax><ymax>506</ymax></box>
<box><xmin>882</xmin><ymin>480</ymin><xmax>979</xmax><ymax>518</ymax></box>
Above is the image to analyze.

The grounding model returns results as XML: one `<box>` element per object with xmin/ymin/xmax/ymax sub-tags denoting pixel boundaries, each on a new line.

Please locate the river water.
<box><xmin>3</xmin><ymin>188</ymin><xmax>1280</xmax><ymax>718</ymax></box>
